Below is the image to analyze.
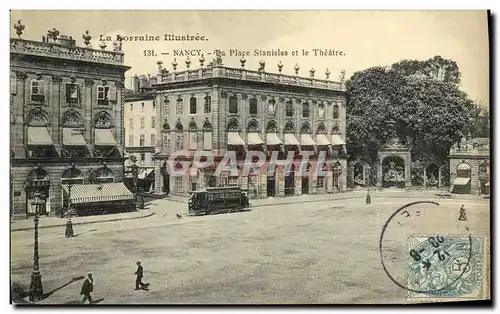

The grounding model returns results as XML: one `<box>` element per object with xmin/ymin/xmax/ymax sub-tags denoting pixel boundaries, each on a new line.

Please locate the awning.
<box><xmin>316</xmin><ymin>134</ymin><xmax>331</xmax><ymax>146</ymax></box>
<box><xmin>453</xmin><ymin>178</ymin><xmax>471</xmax><ymax>186</ymax></box>
<box><xmin>62</xmin><ymin>183</ymin><xmax>133</xmax><ymax>204</ymax></box>
<box><xmin>284</xmin><ymin>133</ymin><xmax>300</xmax><ymax>146</ymax></box>
<box><xmin>138</xmin><ymin>168</ymin><xmax>153</xmax><ymax>180</ymax></box>
<box><xmin>331</xmin><ymin>134</ymin><xmax>346</xmax><ymax>145</ymax></box>
<box><xmin>300</xmin><ymin>134</ymin><xmax>316</xmax><ymax>146</ymax></box>
<box><xmin>228</xmin><ymin>132</ymin><xmax>245</xmax><ymax>146</ymax></box>
<box><xmin>95</xmin><ymin>128</ymin><xmax>117</xmax><ymax>146</ymax></box>
<box><xmin>266</xmin><ymin>133</ymin><xmax>283</xmax><ymax>145</ymax></box>
<box><xmin>27</xmin><ymin>126</ymin><xmax>53</xmax><ymax>145</ymax></box>
<box><xmin>63</xmin><ymin>128</ymin><xmax>86</xmax><ymax>146</ymax></box>
<box><xmin>248</xmin><ymin>133</ymin><xmax>264</xmax><ymax>145</ymax></box>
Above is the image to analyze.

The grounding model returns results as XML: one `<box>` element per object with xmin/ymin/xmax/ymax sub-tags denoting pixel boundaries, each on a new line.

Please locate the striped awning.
<box><xmin>331</xmin><ymin>134</ymin><xmax>346</xmax><ymax>145</ymax></box>
<box><xmin>316</xmin><ymin>134</ymin><xmax>331</xmax><ymax>146</ymax></box>
<box><xmin>63</xmin><ymin>128</ymin><xmax>86</xmax><ymax>146</ymax></box>
<box><xmin>27</xmin><ymin>126</ymin><xmax>53</xmax><ymax>145</ymax></box>
<box><xmin>228</xmin><ymin>132</ymin><xmax>245</xmax><ymax>146</ymax></box>
<box><xmin>284</xmin><ymin>133</ymin><xmax>300</xmax><ymax>146</ymax></box>
<box><xmin>453</xmin><ymin>178</ymin><xmax>471</xmax><ymax>186</ymax></box>
<box><xmin>266</xmin><ymin>133</ymin><xmax>283</xmax><ymax>145</ymax></box>
<box><xmin>62</xmin><ymin>183</ymin><xmax>133</xmax><ymax>204</ymax></box>
<box><xmin>95</xmin><ymin>128</ymin><xmax>117</xmax><ymax>146</ymax></box>
<box><xmin>138</xmin><ymin>168</ymin><xmax>154</xmax><ymax>180</ymax></box>
<box><xmin>300</xmin><ymin>134</ymin><xmax>316</xmax><ymax>146</ymax></box>
<box><xmin>248</xmin><ymin>133</ymin><xmax>264</xmax><ymax>145</ymax></box>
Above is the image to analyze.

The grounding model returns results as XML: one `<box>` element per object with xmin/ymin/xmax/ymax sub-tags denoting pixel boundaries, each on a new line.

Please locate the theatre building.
<box><xmin>151</xmin><ymin>56</ymin><xmax>347</xmax><ymax>198</ymax></box>
<box><xmin>10</xmin><ymin>23</ymin><xmax>131</xmax><ymax>219</ymax></box>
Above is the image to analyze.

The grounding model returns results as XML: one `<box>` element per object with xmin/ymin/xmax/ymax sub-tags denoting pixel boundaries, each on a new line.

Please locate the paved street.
<box><xmin>11</xmin><ymin>194</ymin><xmax>489</xmax><ymax>304</ymax></box>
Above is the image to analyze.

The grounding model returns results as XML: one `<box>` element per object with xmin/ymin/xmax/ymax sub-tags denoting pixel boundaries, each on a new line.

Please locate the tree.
<box><xmin>345</xmin><ymin>56</ymin><xmax>475</xmax><ymax>166</ymax></box>
<box><xmin>468</xmin><ymin>102</ymin><xmax>490</xmax><ymax>138</ymax></box>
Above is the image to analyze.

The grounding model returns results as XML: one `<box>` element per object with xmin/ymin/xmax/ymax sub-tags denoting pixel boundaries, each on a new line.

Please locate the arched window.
<box><xmin>332</xmin><ymin>104</ymin><xmax>340</xmax><ymax>119</ymax></box>
<box><xmin>204</xmin><ymin>95</ymin><xmax>211</xmax><ymax>113</ymax></box>
<box><xmin>229</xmin><ymin>95</ymin><xmax>238</xmax><ymax>114</ymax></box>
<box><xmin>227</xmin><ymin>118</ymin><xmax>240</xmax><ymax>132</ymax></box>
<box><xmin>203</xmin><ymin>121</ymin><xmax>213</xmax><ymax>150</ymax></box>
<box><xmin>95</xmin><ymin>167</ymin><xmax>114</xmax><ymax>183</ymax></box>
<box><xmin>267</xmin><ymin>120</ymin><xmax>278</xmax><ymax>133</ymax></box>
<box><xmin>317</xmin><ymin>122</ymin><xmax>327</xmax><ymax>134</ymax></box>
<box><xmin>189</xmin><ymin>96</ymin><xmax>197</xmax><ymax>114</ymax></box>
<box><xmin>188</xmin><ymin>121</ymin><xmax>198</xmax><ymax>150</ymax></box>
<box><xmin>284</xmin><ymin>121</ymin><xmax>295</xmax><ymax>133</ymax></box>
<box><xmin>249</xmin><ymin>98</ymin><xmax>258</xmax><ymax>115</ymax></box>
<box><xmin>62</xmin><ymin>110</ymin><xmax>83</xmax><ymax>127</ymax></box>
<box><xmin>175</xmin><ymin>122</ymin><xmax>184</xmax><ymax>150</ymax></box>
<box><xmin>302</xmin><ymin>102</ymin><xmax>310</xmax><ymax>118</ymax></box>
<box><xmin>61</xmin><ymin>167</ymin><xmax>84</xmax><ymax>185</ymax></box>
<box><xmin>300</xmin><ymin>122</ymin><xmax>311</xmax><ymax>134</ymax></box>
<box><xmin>26</xmin><ymin>108</ymin><xmax>49</xmax><ymax>126</ymax></box>
<box><xmin>332</xmin><ymin>124</ymin><xmax>340</xmax><ymax>134</ymax></box>
<box><xmin>94</xmin><ymin>111</ymin><xmax>112</xmax><ymax>128</ymax></box>
<box><xmin>247</xmin><ymin>119</ymin><xmax>259</xmax><ymax>132</ymax></box>
<box><xmin>286</xmin><ymin>101</ymin><xmax>294</xmax><ymax>117</ymax></box>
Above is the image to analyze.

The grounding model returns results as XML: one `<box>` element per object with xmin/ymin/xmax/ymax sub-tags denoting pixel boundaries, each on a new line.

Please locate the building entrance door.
<box><xmin>267</xmin><ymin>175</ymin><xmax>276</xmax><ymax>197</ymax></box>
<box><xmin>302</xmin><ymin>177</ymin><xmax>309</xmax><ymax>194</ymax></box>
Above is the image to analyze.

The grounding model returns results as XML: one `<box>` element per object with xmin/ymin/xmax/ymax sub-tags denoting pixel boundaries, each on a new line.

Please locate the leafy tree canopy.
<box><xmin>345</xmin><ymin>56</ymin><xmax>475</xmax><ymax>166</ymax></box>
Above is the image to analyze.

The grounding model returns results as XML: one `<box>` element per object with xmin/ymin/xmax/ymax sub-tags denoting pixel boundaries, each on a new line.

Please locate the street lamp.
<box><xmin>29</xmin><ymin>192</ymin><xmax>44</xmax><ymax>301</ymax></box>
<box><xmin>366</xmin><ymin>165</ymin><xmax>372</xmax><ymax>204</ymax></box>
<box><xmin>130</xmin><ymin>163</ymin><xmax>139</xmax><ymax>206</ymax></box>
<box><xmin>65</xmin><ymin>183</ymin><xmax>74</xmax><ymax>238</ymax></box>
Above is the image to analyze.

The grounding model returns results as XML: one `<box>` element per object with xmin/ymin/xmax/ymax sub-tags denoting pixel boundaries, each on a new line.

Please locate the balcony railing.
<box><xmin>10</xmin><ymin>38</ymin><xmax>125</xmax><ymax>65</ymax></box>
<box><xmin>155</xmin><ymin>66</ymin><xmax>344</xmax><ymax>91</ymax></box>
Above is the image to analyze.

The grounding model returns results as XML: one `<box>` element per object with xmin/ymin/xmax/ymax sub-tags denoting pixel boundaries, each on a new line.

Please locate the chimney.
<box><xmin>132</xmin><ymin>75</ymin><xmax>139</xmax><ymax>93</ymax></box>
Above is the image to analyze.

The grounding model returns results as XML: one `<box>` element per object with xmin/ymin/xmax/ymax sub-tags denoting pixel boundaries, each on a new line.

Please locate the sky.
<box><xmin>10</xmin><ymin>10</ymin><xmax>489</xmax><ymax>107</ymax></box>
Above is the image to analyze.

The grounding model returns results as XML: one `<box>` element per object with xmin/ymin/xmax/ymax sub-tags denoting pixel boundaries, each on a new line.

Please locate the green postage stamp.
<box><xmin>406</xmin><ymin>235</ymin><xmax>488</xmax><ymax>301</ymax></box>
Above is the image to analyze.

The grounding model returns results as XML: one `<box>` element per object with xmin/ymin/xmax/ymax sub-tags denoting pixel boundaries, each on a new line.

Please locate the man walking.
<box><xmin>80</xmin><ymin>273</ymin><xmax>94</xmax><ymax>304</ymax></box>
<box><xmin>135</xmin><ymin>261</ymin><xmax>149</xmax><ymax>290</ymax></box>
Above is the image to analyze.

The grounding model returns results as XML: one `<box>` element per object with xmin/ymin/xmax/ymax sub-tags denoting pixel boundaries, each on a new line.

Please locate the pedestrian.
<box><xmin>80</xmin><ymin>273</ymin><xmax>94</xmax><ymax>304</ymax></box>
<box><xmin>135</xmin><ymin>261</ymin><xmax>149</xmax><ymax>290</ymax></box>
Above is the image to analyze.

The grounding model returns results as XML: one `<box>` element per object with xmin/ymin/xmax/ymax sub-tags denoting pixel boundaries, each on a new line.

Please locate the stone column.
<box><xmin>405</xmin><ymin>155</ymin><xmax>412</xmax><ymax>187</ymax></box>
<box><xmin>423</xmin><ymin>167</ymin><xmax>427</xmax><ymax>188</ymax></box>
<box><xmin>154</xmin><ymin>159</ymin><xmax>164</xmax><ymax>195</ymax></box>
<box><xmin>260</xmin><ymin>168</ymin><xmax>267</xmax><ymax>198</ymax></box>
<box><xmin>277</xmin><ymin>168</ymin><xmax>285</xmax><ymax>197</ymax></box>
<box><xmin>376</xmin><ymin>160</ymin><xmax>383</xmax><ymax>187</ymax></box>
<box><xmin>311</xmin><ymin>174</ymin><xmax>318</xmax><ymax>194</ymax></box>
<box><xmin>51</xmin><ymin>75</ymin><xmax>62</xmax><ymax>156</ymax></box>
<box><xmin>295</xmin><ymin>173</ymin><xmax>302</xmax><ymax>196</ymax></box>
<box><xmin>326</xmin><ymin>171</ymin><xmax>333</xmax><ymax>193</ymax></box>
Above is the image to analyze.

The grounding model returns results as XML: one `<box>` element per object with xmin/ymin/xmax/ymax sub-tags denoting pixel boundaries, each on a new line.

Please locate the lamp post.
<box><xmin>130</xmin><ymin>163</ymin><xmax>139</xmax><ymax>206</ymax></box>
<box><xmin>65</xmin><ymin>183</ymin><xmax>74</xmax><ymax>238</ymax></box>
<box><xmin>366</xmin><ymin>165</ymin><xmax>372</xmax><ymax>204</ymax></box>
<box><xmin>29</xmin><ymin>192</ymin><xmax>44</xmax><ymax>301</ymax></box>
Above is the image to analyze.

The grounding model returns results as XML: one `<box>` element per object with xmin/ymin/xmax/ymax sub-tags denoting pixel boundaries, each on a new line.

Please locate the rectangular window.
<box><xmin>176</xmin><ymin>100</ymin><xmax>183</xmax><ymax>115</ymax></box>
<box><xmin>228</xmin><ymin>176</ymin><xmax>239</xmax><ymax>187</ymax></box>
<box><xmin>204</xmin><ymin>96</ymin><xmax>211</xmax><ymax>113</ymax></box>
<box><xmin>151</xmin><ymin>117</ymin><xmax>155</xmax><ymax>128</ymax></box>
<box><xmin>66</xmin><ymin>84</ymin><xmax>79</xmax><ymax>103</ymax></box>
<box><xmin>302</xmin><ymin>103</ymin><xmax>310</xmax><ymax>118</ymax></box>
<box><xmin>129</xmin><ymin>118</ymin><xmax>134</xmax><ymax>130</ymax></box>
<box><xmin>189</xmin><ymin>131</ymin><xmax>198</xmax><ymax>150</ymax></box>
<box><xmin>97</xmin><ymin>86</ymin><xmax>110</xmax><ymax>105</ymax></box>
<box><xmin>140</xmin><ymin>117</ymin><xmax>145</xmax><ymax>129</ymax></box>
<box><xmin>229</xmin><ymin>96</ymin><xmax>238</xmax><ymax>114</ymax></box>
<box><xmin>249</xmin><ymin>98</ymin><xmax>258</xmax><ymax>115</ymax></box>
<box><xmin>151</xmin><ymin>133</ymin><xmax>156</xmax><ymax>146</ymax></box>
<box><xmin>317</xmin><ymin>176</ymin><xmax>325</xmax><ymax>188</ymax></box>
<box><xmin>190</xmin><ymin>97</ymin><xmax>197</xmax><ymax>114</ymax></box>
<box><xmin>286</xmin><ymin>101</ymin><xmax>294</xmax><ymax>117</ymax></box>
<box><xmin>140</xmin><ymin>153</ymin><xmax>145</xmax><ymax>161</ymax></box>
<box><xmin>203</xmin><ymin>131</ymin><xmax>212</xmax><ymax>150</ymax></box>
<box><xmin>128</xmin><ymin>135</ymin><xmax>133</xmax><ymax>147</ymax></box>
<box><xmin>140</xmin><ymin>134</ymin><xmax>145</xmax><ymax>147</ymax></box>
<box><xmin>30</xmin><ymin>80</ymin><xmax>46</xmax><ymax>102</ymax></box>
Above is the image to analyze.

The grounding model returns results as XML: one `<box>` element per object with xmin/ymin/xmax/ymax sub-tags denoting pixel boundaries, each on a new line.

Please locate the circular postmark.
<box><xmin>379</xmin><ymin>201</ymin><xmax>474</xmax><ymax>296</ymax></box>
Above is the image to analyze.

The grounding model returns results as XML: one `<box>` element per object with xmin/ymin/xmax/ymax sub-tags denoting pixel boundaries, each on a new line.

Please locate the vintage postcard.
<box><xmin>9</xmin><ymin>10</ymin><xmax>490</xmax><ymax>305</ymax></box>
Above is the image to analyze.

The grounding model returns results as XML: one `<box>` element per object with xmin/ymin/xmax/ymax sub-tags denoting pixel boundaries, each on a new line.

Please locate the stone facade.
<box><xmin>150</xmin><ymin>61</ymin><xmax>348</xmax><ymax>198</ymax></box>
<box><xmin>10</xmin><ymin>30</ymin><xmax>130</xmax><ymax>218</ymax></box>
<box><xmin>449</xmin><ymin>137</ymin><xmax>490</xmax><ymax>195</ymax></box>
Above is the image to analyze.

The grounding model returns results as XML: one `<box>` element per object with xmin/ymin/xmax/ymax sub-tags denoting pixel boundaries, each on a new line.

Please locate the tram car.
<box><xmin>188</xmin><ymin>187</ymin><xmax>250</xmax><ymax>216</ymax></box>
